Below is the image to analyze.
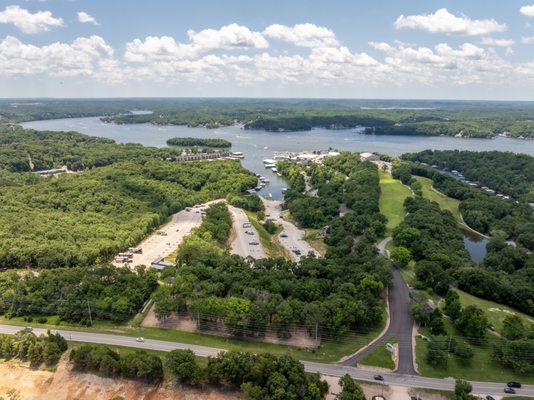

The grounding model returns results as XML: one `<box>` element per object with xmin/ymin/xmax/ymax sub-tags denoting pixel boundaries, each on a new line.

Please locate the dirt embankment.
<box><xmin>0</xmin><ymin>359</ymin><xmax>239</xmax><ymax>400</ymax></box>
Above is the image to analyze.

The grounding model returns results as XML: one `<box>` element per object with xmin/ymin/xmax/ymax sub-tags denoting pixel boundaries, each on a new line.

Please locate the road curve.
<box><xmin>1</xmin><ymin>324</ymin><xmax>532</xmax><ymax>397</ymax></box>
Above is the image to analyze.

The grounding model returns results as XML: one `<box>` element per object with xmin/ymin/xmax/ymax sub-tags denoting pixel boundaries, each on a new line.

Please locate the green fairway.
<box><xmin>415</xmin><ymin>176</ymin><xmax>461</xmax><ymax>221</ymax></box>
<box><xmin>359</xmin><ymin>338</ymin><xmax>397</xmax><ymax>369</ymax></box>
<box><xmin>454</xmin><ymin>289</ymin><xmax>533</xmax><ymax>334</ymax></box>
<box><xmin>379</xmin><ymin>170</ymin><xmax>412</xmax><ymax>234</ymax></box>
<box><xmin>415</xmin><ymin>320</ymin><xmax>534</xmax><ymax>383</ymax></box>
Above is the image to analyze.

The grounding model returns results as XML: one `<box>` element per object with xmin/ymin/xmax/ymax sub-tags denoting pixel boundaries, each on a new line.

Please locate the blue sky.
<box><xmin>1</xmin><ymin>0</ymin><xmax>534</xmax><ymax>99</ymax></box>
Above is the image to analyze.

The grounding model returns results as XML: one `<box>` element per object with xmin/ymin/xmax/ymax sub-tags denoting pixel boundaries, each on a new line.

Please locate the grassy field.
<box><xmin>454</xmin><ymin>289</ymin><xmax>533</xmax><ymax>333</ymax></box>
<box><xmin>415</xmin><ymin>320</ymin><xmax>534</xmax><ymax>383</ymax></box>
<box><xmin>0</xmin><ymin>306</ymin><xmax>387</xmax><ymax>364</ymax></box>
<box><xmin>304</xmin><ymin>229</ymin><xmax>328</xmax><ymax>256</ymax></box>
<box><xmin>378</xmin><ymin>170</ymin><xmax>412</xmax><ymax>234</ymax></box>
<box><xmin>359</xmin><ymin>338</ymin><xmax>397</xmax><ymax>370</ymax></box>
<box><xmin>415</xmin><ymin>176</ymin><xmax>462</xmax><ymax>221</ymax></box>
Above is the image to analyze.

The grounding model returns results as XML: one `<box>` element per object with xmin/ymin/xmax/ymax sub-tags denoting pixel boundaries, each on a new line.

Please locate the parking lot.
<box><xmin>229</xmin><ymin>205</ymin><xmax>266</xmax><ymax>259</ymax></box>
<box><xmin>262</xmin><ymin>199</ymin><xmax>321</xmax><ymax>261</ymax></box>
<box><xmin>112</xmin><ymin>201</ymin><xmax>220</xmax><ymax>268</ymax></box>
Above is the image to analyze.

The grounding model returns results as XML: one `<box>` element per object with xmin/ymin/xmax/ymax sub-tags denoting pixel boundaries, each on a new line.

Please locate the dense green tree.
<box><xmin>502</xmin><ymin>315</ymin><xmax>525</xmax><ymax>340</ymax></box>
<box><xmin>338</xmin><ymin>374</ymin><xmax>366</xmax><ymax>400</ymax></box>
<box><xmin>390</xmin><ymin>246</ymin><xmax>412</xmax><ymax>268</ymax></box>
<box><xmin>455</xmin><ymin>306</ymin><xmax>489</xmax><ymax>340</ymax></box>
<box><xmin>165</xmin><ymin>349</ymin><xmax>201</xmax><ymax>385</ymax></box>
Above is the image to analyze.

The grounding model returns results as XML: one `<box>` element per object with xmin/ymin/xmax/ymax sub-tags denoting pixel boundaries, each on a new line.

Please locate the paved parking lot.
<box><xmin>229</xmin><ymin>205</ymin><xmax>266</xmax><ymax>259</ymax></box>
<box><xmin>113</xmin><ymin>201</ymin><xmax>220</xmax><ymax>268</ymax></box>
<box><xmin>262</xmin><ymin>199</ymin><xmax>320</xmax><ymax>261</ymax></box>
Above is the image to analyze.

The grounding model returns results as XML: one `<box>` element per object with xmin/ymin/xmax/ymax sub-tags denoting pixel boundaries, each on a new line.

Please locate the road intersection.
<box><xmin>1</xmin><ymin>324</ymin><xmax>531</xmax><ymax>397</ymax></box>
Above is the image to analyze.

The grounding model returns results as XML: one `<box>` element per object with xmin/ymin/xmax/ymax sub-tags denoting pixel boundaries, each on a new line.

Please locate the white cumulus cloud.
<box><xmin>520</xmin><ymin>5</ymin><xmax>534</xmax><ymax>17</ymax></box>
<box><xmin>0</xmin><ymin>35</ymin><xmax>114</xmax><ymax>77</ymax></box>
<box><xmin>480</xmin><ymin>37</ymin><xmax>514</xmax><ymax>47</ymax></box>
<box><xmin>0</xmin><ymin>5</ymin><xmax>64</xmax><ymax>34</ymax></box>
<box><xmin>394</xmin><ymin>8</ymin><xmax>506</xmax><ymax>36</ymax></box>
<box><xmin>263</xmin><ymin>23</ymin><xmax>339</xmax><ymax>48</ymax></box>
<box><xmin>125</xmin><ymin>23</ymin><xmax>267</xmax><ymax>62</ymax></box>
<box><xmin>187</xmin><ymin>23</ymin><xmax>268</xmax><ymax>51</ymax></box>
<box><xmin>522</xmin><ymin>36</ymin><xmax>534</xmax><ymax>44</ymax></box>
<box><xmin>78</xmin><ymin>11</ymin><xmax>98</xmax><ymax>25</ymax></box>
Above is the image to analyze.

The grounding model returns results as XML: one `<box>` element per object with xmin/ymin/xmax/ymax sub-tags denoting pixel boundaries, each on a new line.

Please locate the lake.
<box><xmin>21</xmin><ymin>116</ymin><xmax>534</xmax><ymax>201</ymax></box>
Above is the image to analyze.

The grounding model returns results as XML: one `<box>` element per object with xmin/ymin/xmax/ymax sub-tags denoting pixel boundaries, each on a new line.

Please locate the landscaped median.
<box><xmin>359</xmin><ymin>338</ymin><xmax>397</xmax><ymax>370</ymax></box>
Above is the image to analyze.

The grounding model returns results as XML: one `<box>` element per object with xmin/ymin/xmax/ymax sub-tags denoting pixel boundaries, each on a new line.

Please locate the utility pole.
<box><xmin>87</xmin><ymin>300</ymin><xmax>93</xmax><ymax>326</ymax></box>
<box><xmin>315</xmin><ymin>322</ymin><xmax>319</xmax><ymax>346</ymax></box>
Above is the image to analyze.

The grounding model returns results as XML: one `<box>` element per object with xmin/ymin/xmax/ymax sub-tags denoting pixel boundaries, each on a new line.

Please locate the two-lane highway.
<box><xmin>1</xmin><ymin>324</ymin><xmax>532</xmax><ymax>397</ymax></box>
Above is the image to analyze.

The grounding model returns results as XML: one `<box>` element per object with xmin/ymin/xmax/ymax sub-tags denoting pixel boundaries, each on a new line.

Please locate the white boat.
<box><xmin>231</xmin><ymin>152</ymin><xmax>244</xmax><ymax>159</ymax></box>
<box><xmin>271</xmin><ymin>167</ymin><xmax>278</xmax><ymax>172</ymax></box>
<box><xmin>263</xmin><ymin>159</ymin><xmax>276</xmax><ymax>164</ymax></box>
<box><xmin>265</xmin><ymin>163</ymin><xmax>276</xmax><ymax>168</ymax></box>
<box><xmin>268</xmin><ymin>193</ymin><xmax>273</xmax><ymax>198</ymax></box>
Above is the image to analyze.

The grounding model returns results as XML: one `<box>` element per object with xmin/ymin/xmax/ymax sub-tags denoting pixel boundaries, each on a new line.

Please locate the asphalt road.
<box><xmin>229</xmin><ymin>205</ymin><xmax>266</xmax><ymax>259</ymax></box>
<box><xmin>2</xmin><ymin>324</ymin><xmax>532</xmax><ymax>397</ymax></box>
<box><xmin>341</xmin><ymin>236</ymin><xmax>416</xmax><ymax>374</ymax></box>
<box><xmin>341</xmin><ymin>267</ymin><xmax>416</xmax><ymax>375</ymax></box>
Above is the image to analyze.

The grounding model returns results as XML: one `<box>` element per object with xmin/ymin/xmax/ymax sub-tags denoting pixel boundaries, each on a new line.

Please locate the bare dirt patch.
<box><xmin>0</xmin><ymin>359</ymin><xmax>239</xmax><ymax>400</ymax></box>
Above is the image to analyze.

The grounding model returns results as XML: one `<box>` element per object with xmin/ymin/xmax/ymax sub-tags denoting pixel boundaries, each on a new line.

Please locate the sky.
<box><xmin>1</xmin><ymin>0</ymin><xmax>534</xmax><ymax>100</ymax></box>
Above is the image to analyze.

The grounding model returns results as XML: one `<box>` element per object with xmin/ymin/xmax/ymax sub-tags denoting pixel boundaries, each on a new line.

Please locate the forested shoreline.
<box><xmin>2</xmin><ymin>98</ymin><xmax>533</xmax><ymax>138</ymax></box>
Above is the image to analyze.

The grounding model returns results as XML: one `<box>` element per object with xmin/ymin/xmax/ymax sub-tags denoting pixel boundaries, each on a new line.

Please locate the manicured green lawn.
<box><xmin>359</xmin><ymin>338</ymin><xmax>397</xmax><ymax>369</ymax></box>
<box><xmin>454</xmin><ymin>289</ymin><xmax>533</xmax><ymax>334</ymax></box>
<box><xmin>378</xmin><ymin>170</ymin><xmax>412</xmax><ymax>234</ymax></box>
<box><xmin>415</xmin><ymin>176</ymin><xmax>462</xmax><ymax>221</ymax></box>
<box><xmin>415</xmin><ymin>320</ymin><xmax>534</xmax><ymax>383</ymax></box>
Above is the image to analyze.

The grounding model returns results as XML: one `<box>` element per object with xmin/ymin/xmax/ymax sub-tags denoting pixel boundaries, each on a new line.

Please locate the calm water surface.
<box><xmin>22</xmin><ymin>117</ymin><xmax>534</xmax><ymax>203</ymax></box>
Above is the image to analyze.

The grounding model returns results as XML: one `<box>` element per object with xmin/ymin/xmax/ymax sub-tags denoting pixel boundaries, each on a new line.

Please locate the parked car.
<box><xmin>485</xmin><ymin>395</ymin><xmax>495</xmax><ymax>400</ymax></box>
<box><xmin>504</xmin><ymin>388</ymin><xmax>516</xmax><ymax>394</ymax></box>
<box><xmin>373</xmin><ymin>374</ymin><xmax>384</xmax><ymax>381</ymax></box>
<box><xmin>136</xmin><ymin>337</ymin><xmax>145</xmax><ymax>342</ymax></box>
<box><xmin>249</xmin><ymin>241</ymin><xmax>259</xmax><ymax>246</ymax></box>
<box><xmin>507</xmin><ymin>382</ymin><xmax>521</xmax><ymax>388</ymax></box>
<box><xmin>280</xmin><ymin>233</ymin><xmax>288</xmax><ymax>238</ymax></box>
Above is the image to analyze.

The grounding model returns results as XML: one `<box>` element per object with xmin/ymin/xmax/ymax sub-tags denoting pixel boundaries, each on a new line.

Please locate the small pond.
<box><xmin>462</xmin><ymin>229</ymin><xmax>489</xmax><ymax>263</ymax></box>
